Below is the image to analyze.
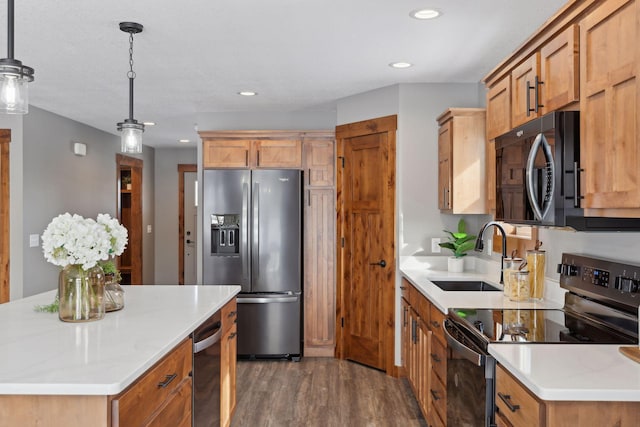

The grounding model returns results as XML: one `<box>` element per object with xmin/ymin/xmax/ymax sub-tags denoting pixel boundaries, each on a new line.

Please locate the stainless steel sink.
<box><xmin>430</xmin><ymin>280</ymin><xmax>501</xmax><ymax>292</ymax></box>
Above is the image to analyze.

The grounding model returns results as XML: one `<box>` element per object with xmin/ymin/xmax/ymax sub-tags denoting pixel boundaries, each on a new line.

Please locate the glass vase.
<box><xmin>104</xmin><ymin>274</ymin><xmax>125</xmax><ymax>312</ymax></box>
<box><xmin>58</xmin><ymin>264</ymin><xmax>105</xmax><ymax>322</ymax></box>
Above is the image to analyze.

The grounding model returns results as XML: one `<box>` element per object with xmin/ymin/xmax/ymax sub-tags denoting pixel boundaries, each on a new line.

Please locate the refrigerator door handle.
<box><xmin>252</xmin><ymin>181</ymin><xmax>260</xmax><ymax>281</ymax></box>
<box><xmin>242</xmin><ymin>182</ymin><xmax>249</xmax><ymax>282</ymax></box>
<box><xmin>238</xmin><ymin>296</ymin><xmax>299</xmax><ymax>304</ymax></box>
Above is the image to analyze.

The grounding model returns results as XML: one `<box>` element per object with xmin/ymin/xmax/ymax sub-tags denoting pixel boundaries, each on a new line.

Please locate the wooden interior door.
<box><xmin>336</xmin><ymin>115</ymin><xmax>396</xmax><ymax>374</ymax></box>
<box><xmin>0</xmin><ymin>129</ymin><xmax>10</xmax><ymax>303</ymax></box>
<box><xmin>117</xmin><ymin>154</ymin><xmax>143</xmax><ymax>285</ymax></box>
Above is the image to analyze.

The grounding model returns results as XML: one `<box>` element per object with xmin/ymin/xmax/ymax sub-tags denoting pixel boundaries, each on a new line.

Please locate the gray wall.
<box><xmin>154</xmin><ymin>147</ymin><xmax>197</xmax><ymax>284</ymax></box>
<box><xmin>16</xmin><ymin>106</ymin><xmax>155</xmax><ymax>296</ymax></box>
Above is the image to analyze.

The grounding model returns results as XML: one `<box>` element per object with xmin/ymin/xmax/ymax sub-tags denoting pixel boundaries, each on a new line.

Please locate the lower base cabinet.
<box><xmin>401</xmin><ymin>278</ymin><xmax>448</xmax><ymax>426</ymax></box>
<box><xmin>221</xmin><ymin>299</ymin><xmax>238</xmax><ymax>427</ymax></box>
<box><xmin>496</xmin><ymin>364</ymin><xmax>640</xmax><ymax>427</ymax></box>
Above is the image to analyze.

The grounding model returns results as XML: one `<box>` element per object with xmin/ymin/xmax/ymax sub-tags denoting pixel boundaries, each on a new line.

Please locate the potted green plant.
<box><xmin>439</xmin><ymin>218</ymin><xmax>477</xmax><ymax>272</ymax></box>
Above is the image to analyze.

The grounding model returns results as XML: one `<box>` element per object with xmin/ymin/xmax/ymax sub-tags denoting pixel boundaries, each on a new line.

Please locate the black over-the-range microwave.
<box><xmin>494</xmin><ymin>111</ymin><xmax>640</xmax><ymax>231</ymax></box>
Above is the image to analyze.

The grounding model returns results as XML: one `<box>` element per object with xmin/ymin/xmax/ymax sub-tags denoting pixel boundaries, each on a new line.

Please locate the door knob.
<box><xmin>186</xmin><ymin>239</ymin><xmax>193</xmax><ymax>244</ymax></box>
<box><xmin>369</xmin><ymin>260</ymin><xmax>386</xmax><ymax>268</ymax></box>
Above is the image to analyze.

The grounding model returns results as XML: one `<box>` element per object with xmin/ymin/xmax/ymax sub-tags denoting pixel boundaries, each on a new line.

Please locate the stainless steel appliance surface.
<box><xmin>444</xmin><ymin>253</ymin><xmax>640</xmax><ymax>427</ymax></box>
<box><xmin>495</xmin><ymin>111</ymin><xmax>640</xmax><ymax>231</ymax></box>
<box><xmin>203</xmin><ymin>169</ymin><xmax>302</xmax><ymax>360</ymax></box>
<box><xmin>192</xmin><ymin>311</ymin><xmax>222</xmax><ymax>427</ymax></box>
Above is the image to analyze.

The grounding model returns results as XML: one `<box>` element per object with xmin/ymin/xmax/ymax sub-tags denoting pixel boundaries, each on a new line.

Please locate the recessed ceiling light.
<box><xmin>410</xmin><ymin>9</ymin><xmax>441</xmax><ymax>20</ymax></box>
<box><xmin>238</xmin><ymin>91</ymin><xmax>257</xmax><ymax>96</ymax></box>
<box><xmin>179</xmin><ymin>139</ymin><xmax>190</xmax><ymax>143</ymax></box>
<box><xmin>389</xmin><ymin>62</ymin><xmax>413</xmax><ymax>69</ymax></box>
<box><xmin>142</xmin><ymin>121</ymin><xmax>156</xmax><ymax>126</ymax></box>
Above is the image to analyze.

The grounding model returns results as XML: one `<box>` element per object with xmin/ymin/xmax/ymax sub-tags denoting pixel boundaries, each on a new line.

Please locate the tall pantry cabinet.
<box><xmin>200</xmin><ymin>130</ymin><xmax>337</xmax><ymax>357</ymax></box>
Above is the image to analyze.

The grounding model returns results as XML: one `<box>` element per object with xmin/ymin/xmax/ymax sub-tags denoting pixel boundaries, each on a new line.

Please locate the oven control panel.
<box><xmin>582</xmin><ymin>266</ymin><xmax>610</xmax><ymax>288</ymax></box>
<box><xmin>559</xmin><ymin>253</ymin><xmax>640</xmax><ymax>311</ymax></box>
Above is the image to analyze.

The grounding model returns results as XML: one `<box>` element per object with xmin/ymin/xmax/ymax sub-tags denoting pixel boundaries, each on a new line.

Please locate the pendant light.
<box><xmin>117</xmin><ymin>22</ymin><xmax>144</xmax><ymax>154</ymax></box>
<box><xmin>0</xmin><ymin>0</ymin><xmax>34</xmax><ymax>114</ymax></box>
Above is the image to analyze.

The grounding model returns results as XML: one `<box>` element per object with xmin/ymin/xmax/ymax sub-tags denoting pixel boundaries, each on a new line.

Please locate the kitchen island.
<box><xmin>0</xmin><ymin>285</ymin><xmax>240</xmax><ymax>425</ymax></box>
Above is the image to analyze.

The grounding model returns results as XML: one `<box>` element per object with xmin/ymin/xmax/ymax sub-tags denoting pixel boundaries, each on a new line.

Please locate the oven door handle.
<box><xmin>444</xmin><ymin>320</ymin><xmax>484</xmax><ymax>367</ymax></box>
<box><xmin>525</xmin><ymin>132</ymin><xmax>555</xmax><ymax>221</ymax></box>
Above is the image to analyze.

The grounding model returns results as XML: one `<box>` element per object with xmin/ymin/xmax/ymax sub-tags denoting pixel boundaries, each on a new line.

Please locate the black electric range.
<box><xmin>447</xmin><ymin>253</ymin><xmax>640</xmax><ymax>350</ymax></box>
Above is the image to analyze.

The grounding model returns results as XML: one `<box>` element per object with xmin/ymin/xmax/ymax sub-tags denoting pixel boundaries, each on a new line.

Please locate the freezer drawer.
<box><xmin>236</xmin><ymin>293</ymin><xmax>301</xmax><ymax>358</ymax></box>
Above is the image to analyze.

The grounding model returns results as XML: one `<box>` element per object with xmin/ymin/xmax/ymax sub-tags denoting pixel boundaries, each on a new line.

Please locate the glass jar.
<box><xmin>503</xmin><ymin>257</ymin><xmax>524</xmax><ymax>298</ymax></box>
<box><xmin>527</xmin><ymin>250</ymin><xmax>546</xmax><ymax>300</ymax></box>
<box><xmin>104</xmin><ymin>277</ymin><xmax>125</xmax><ymax>312</ymax></box>
<box><xmin>58</xmin><ymin>264</ymin><xmax>105</xmax><ymax>322</ymax></box>
<box><xmin>509</xmin><ymin>270</ymin><xmax>530</xmax><ymax>302</ymax></box>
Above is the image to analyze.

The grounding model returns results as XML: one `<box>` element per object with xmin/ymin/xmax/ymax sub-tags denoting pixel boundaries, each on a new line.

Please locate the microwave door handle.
<box><xmin>526</xmin><ymin>133</ymin><xmax>555</xmax><ymax>221</ymax></box>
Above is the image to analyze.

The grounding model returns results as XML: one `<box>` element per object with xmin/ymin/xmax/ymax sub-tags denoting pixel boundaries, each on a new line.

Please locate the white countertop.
<box><xmin>0</xmin><ymin>285</ymin><xmax>240</xmax><ymax>396</ymax></box>
<box><xmin>400</xmin><ymin>256</ymin><xmax>640</xmax><ymax>402</ymax></box>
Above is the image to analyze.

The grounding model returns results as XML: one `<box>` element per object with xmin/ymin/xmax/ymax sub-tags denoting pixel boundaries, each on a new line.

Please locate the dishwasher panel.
<box><xmin>193</xmin><ymin>311</ymin><xmax>222</xmax><ymax>427</ymax></box>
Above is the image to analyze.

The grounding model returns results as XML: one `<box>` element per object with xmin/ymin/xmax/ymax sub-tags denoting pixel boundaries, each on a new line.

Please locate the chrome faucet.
<box><xmin>475</xmin><ymin>221</ymin><xmax>507</xmax><ymax>284</ymax></box>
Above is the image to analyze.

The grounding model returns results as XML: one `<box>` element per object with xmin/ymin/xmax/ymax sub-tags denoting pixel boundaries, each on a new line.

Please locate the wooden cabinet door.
<box><xmin>401</xmin><ymin>298</ymin><xmax>410</xmax><ymax>372</ymax></box>
<box><xmin>221</xmin><ymin>325</ymin><xmax>237</xmax><ymax>427</ymax></box>
<box><xmin>511</xmin><ymin>53</ymin><xmax>541</xmax><ymax>128</ymax></box>
<box><xmin>487</xmin><ymin>75</ymin><xmax>511</xmax><ymax>140</ymax></box>
<box><xmin>304</xmin><ymin>138</ymin><xmax>335</xmax><ymax>186</ymax></box>
<box><xmin>417</xmin><ymin>319</ymin><xmax>431</xmax><ymax>417</ymax></box>
<box><xmin>580</xmin><ymin>0</ymin><xmax>640</xmax><ymax>212</ymax></box>
<box><xmin>253</xmin><ymin>139</ymin><xmax>302</xmax><ymax>168</ymax></box>
<box><xmin>437</xmin><ymin>120</ymin><xmax>452</xmax><ymax>211</ymax></box>
<box><xmin>203</xmin><ymin>140</ymin><xmax>251</xmax><ymax>168</ymax></box>
<box><xmin>540</xmin><ymin>24</ymin><xmax>579</xmax><ymax>113</ymax></box>
<box><xmin>303</xmin><ymin>188</ymin><xmax>336</xmax><ymax>356</ymax></box>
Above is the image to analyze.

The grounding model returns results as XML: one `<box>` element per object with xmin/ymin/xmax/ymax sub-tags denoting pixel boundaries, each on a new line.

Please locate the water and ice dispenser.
<box><xmin>210</xmin><ymin>214</ymin><xmax>240</xmax><ymax>254</ymax></box>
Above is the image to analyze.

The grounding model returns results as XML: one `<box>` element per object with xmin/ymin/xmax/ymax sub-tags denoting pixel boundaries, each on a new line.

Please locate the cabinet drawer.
<box><xmin>416</xmin><ymin>292</ymin><xmax>430</xmax><ymax>322</ymax></box>
<box><xmin>429</xmin><ymin>375</ymin><xmax>447</xmax><ymax>425</ymax></box>
<box><xmin>222</xmin><ymin>298</ymin><xmax>238</xmax><ymax>333</ymax></box>
<box><xmin>496</xmin><ymin>364</ymin><xmax>543</xmax><ymax>427</ymax></box>
<box><xmin>113</xmin><ymin>338</ymin><xmax>193</xmax><ymax>427</ymax></box>
<box><xmin>145</xmin><ymin>377</ymin><xmax>192</xmax><ymax>427</ymax></box>
<box><xmin>430</xmin><ymin>333</ymin><xmax>447</xmax><ymax>383</ymax></box>
<box><xmin>429</xmin><ymin>304</ymin><xmax>446</xmax><ymax>343</ymax></box>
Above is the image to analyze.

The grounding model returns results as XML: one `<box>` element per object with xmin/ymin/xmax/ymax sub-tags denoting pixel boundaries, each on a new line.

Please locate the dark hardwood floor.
<box><xmin>231</xmin><ymin>358</ymin><xmax>427</xmax><ymax>427</ymax></box>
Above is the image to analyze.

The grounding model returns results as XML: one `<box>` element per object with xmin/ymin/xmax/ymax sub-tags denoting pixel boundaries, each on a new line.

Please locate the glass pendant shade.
<box><xmin>0</xmin><ymin>73</ymin><xmax>28</xmax><ymax>114</ymax></box>
<box><xmin>120</xmin><ymin>124</ymin><xmax>143</xmax><ymax>153</ymax></box>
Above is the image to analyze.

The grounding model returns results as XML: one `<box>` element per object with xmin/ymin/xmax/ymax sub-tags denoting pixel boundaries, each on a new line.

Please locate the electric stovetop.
<box><xmin>449</xmin><ymin>307</ymin><xmax>638</xmax><ymax>345</ymax></box>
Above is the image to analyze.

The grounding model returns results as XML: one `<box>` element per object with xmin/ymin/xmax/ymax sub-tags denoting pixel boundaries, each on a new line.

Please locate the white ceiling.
<box><xmin>7</xmin><ymin>0</ymin><xmax>566</xmax><ymax>148</ymax></box>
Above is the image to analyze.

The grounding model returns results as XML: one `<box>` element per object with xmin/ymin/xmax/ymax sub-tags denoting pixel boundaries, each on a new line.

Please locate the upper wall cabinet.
<box><xmin>202</xmin><ymin>136</ymin><xmax>302</xmax><ymax>169</ymax></box>
<box><xmin>505</xmin><ymin>25</ymin><xmax>581</xmax><ymax>131</ymax></box>
<box><xmin>436</xmin><ymin>108</ymin><xmax>487</xmax><ymax>214</ymax></box>
<box><xmin>580</xmin><ymin>0</ymin><xmax>640</xmax><ymax>214</ymax></box>
<box><xmin>485</xmin><ymin>20</ymin><xmax>580</xmax><ymax>140</ymax></box>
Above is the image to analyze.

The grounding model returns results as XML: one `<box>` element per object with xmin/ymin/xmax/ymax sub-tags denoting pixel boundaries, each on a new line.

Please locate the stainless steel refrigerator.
<box><xmin>203</xmin><ymin>169</ymin><xmax>302</xmax><ymax>359</ymax></box>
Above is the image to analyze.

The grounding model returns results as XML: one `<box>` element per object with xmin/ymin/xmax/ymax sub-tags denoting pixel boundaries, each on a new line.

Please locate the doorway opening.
<box><xmin>178</xmin><ymin>164</ymin><xmax>197</xmax><ymax>285</ymax></box>
<box><xmin>116</xmin><ymin>154</ymin><xmax>143</xmax><ymax>285</ymax></box>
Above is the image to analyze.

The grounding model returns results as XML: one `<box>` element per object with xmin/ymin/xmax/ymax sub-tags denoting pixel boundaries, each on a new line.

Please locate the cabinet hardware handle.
<box><xmin>498</xmin><ymin>392</ymin><xmax>520</xmax><ymax>412</ymax></box>
<box><xmin>228</xmin><ymin>310</ymin><xmax>237</xmax><ymax>318</ymax></box>
<box><xmin>430</xmin><ymin>353</ymin><xmax>441</xmax><ymax>363</ymax></box>
<box><xmin>369</xmin><ymin>259</ymin><xmax>386</xmax><ymax>268</ymax></box>
<box><xmin>526</xmin><ymin>80</ymin><xmax>533</xmax><ymax>116</ymax></box>
<box><xmin>157</xmin><ymin>373</ymin><xmax>177</xmax><ymax>389</ymax></box>
<box><xmin>534</xmin><ymin>76</ymin><xmax>544</xmax><ymax>113</ymax></box>
<box><xmin>308</xmin><ymin>169</ymin><xmax>311</xmax><ymax>186</ymax></box>
<box><xmin>403</xmin><ymin>306</ymin><xmax>408</xmax><ymax>327</ymax></box>
<box><xmin>430</xmin><ymin>320</ymin><xmax>440</xmax><ymax>329</ymax></box>
<box><xmin>257</xmin><ymin>150</ymin><xmax>260</xmax><ymax>166</ymax></box>
<box><xmin>400</xmin><ymin>286</ymin><xmax>407</xmax><ymax>290</ymax></box>
<box><xmin>411</xmin><ymin>319</ymin><xmax>417</xmax><ymax>344</ymax></box>
<box><xmin>430</xmin><ymin>389</ymin><xmax>440</xmax><ymax>401</ymax></box>
<box><xmin>228</xmin><ymin>332</ymin><xmax>237</xmax><ymax>340</ymax></box>
<box><xmin>308</xmin><ymin>190</ymin><xmax>311</xmax><ymax>207</ymax></box>
<box><xmin>245</xmin><ymin>150</ymin><xmax>249</xmax><ymax>166</ymax></box>
<box><xmin>573</xmin><ymin>161</ymin><xmax>584</xmax><ymax>208</ymax></box>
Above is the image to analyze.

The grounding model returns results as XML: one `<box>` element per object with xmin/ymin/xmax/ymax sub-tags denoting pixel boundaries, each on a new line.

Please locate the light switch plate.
<box><xmin>147</xmin><ymin>225</ymin><xmax>152</xmax><ymax>233</ymax></box>
<box><xmin>431</xmin><ymin>237</ymin><xmax>441</xmax><ymax>253</ymax></box>
<box><xmin>29</xmin><ymin>234</ymin><xmax>39</xmax><ymax>247</ymax></box>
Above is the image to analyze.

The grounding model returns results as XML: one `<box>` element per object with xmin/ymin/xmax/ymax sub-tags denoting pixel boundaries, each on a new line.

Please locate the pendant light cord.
<box><xmin>7</xmin><ymin>0</ymin><xmax>14</xmax><ymax>59</ymax></box>
<box><xmin>127</xmin><ymin>31</ymin><xmax>135</xmax><ymax>121</ymax></box>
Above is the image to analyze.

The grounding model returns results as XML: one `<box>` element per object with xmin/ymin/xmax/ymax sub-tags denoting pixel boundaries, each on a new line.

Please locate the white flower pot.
<box><xmin>448</xmin><ymin>256</ymin><xmax>464</xmax><ymax>273</ymax></box>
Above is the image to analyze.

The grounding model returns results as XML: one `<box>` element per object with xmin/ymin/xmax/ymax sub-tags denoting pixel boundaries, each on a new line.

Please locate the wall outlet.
<box><xmin>431</xmin><ymin>237</ymin><xmax>441</xmax><ymax>253</ymax></box>
<box><xmin>29</xmin><ymin>234</ymin><xmax>39</xmax><ymax>248</ymax></box>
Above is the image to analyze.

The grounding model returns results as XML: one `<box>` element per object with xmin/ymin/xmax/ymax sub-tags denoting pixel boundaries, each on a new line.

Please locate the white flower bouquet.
<box><xmin>42</xmin><ymin>213</ymin><xmax>128</xmax><ymax>270</ymax></box>
<box><xmin>38</xmin><ymin>213</ymin><xmax>128</xmax><ymax>320</ymax></box>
